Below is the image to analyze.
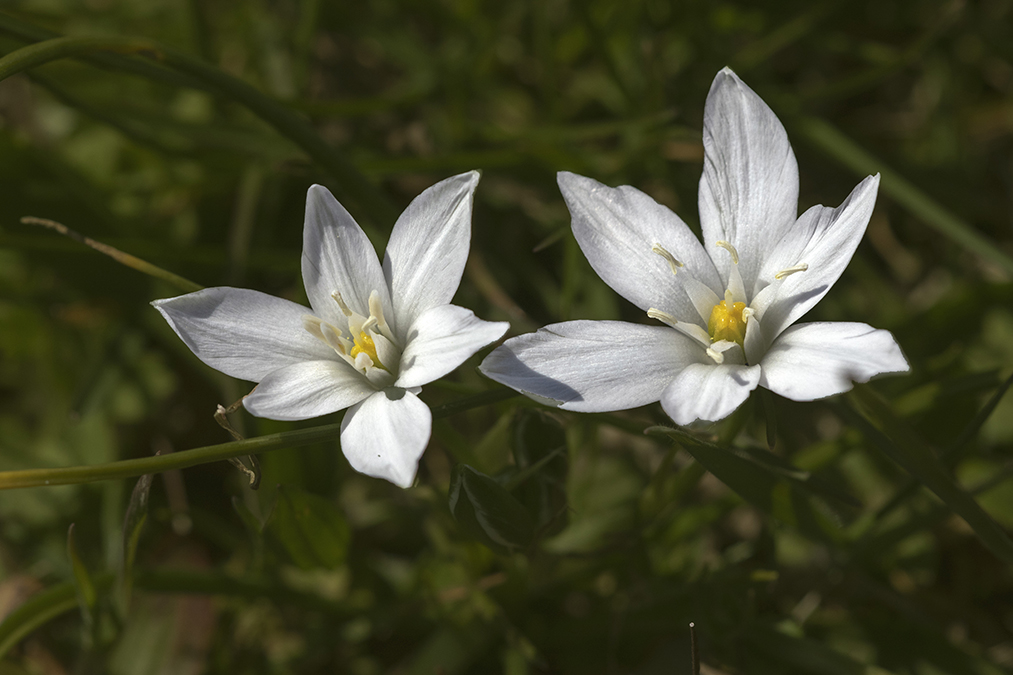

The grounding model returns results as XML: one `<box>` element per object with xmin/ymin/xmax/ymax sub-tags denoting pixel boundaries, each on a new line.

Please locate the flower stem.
<box><xmin>21</xmin><ymin>217</ymin><xmax>203</xmax><ymax>293</ymax></box>
<box><xmin>0</xmin><ymin>389</ymin><xmax>520</xmax><ymax>490</ymax></box>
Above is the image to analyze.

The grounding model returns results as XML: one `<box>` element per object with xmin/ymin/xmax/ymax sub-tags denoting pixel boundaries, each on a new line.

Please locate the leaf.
<box><xmin>507</xmin><ymin>410</ymin><xmax>568</xmax><ymax>535</ymax></box>
<box><xmin>118</xmin><ymin>471</ymin><xmax>154</xmax><ymax>616</ymax></box>
<box><xmin>849</xmin><ymin>385</ymin><xmax>1013</xmax><ymax>564</ymax></box>
<box><xmin>794</xmin><ymin>116</ymin><xmax>1013</xmax><ymax>275</ymax></box>
<box><xmin>745</xmin><ymin>623</ymin><xmax>869</xmax><ymax>675</ymax></box>
<box><xmin>449</xmin><ymin>465</ymin><xmax>534</xmax><ymax>554</ymax></box>
<box><xmin>646</xmin><ymin>426</ymin><xmax>851</xmax><ymax>541</ymax></box>
<box><xmin>266</xmin><ymin>485</ymin><xmax>350</xmax><ymax>569</ymax></box>
<box><xmin>66</xmin><ymin>524</ymin><xmax>96</xmax><ymax>639</ymax></box>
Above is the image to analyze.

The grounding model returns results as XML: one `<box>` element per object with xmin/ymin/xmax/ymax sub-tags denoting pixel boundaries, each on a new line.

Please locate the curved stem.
<box><xmin>0</xmin><ymin>388</ymin><xmax>519</xmax><ymax>490</ymax></box>
<box><xmin>0</xmin><ymin>35</ymin><xmax>397</xmax><ymax>227</ymax></box>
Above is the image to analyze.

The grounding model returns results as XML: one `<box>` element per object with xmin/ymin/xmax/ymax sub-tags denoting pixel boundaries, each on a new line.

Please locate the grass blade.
<box><xmin>848</xmin><ymin>385</ymin><xmax>1013</xmax><ymax>564</ymax></box>
<box><xmin>794</xmin><ymin>116</ymin><xmax>1013</xmax><ymax>276</ymax></box>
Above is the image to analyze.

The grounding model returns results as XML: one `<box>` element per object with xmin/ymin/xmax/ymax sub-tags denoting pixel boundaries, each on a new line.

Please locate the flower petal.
<box><xmin>479</xmin><ymin>320</ymin><xmax>705</xmax><ymax>412</ymax></box>
<box><xmin>756</xmin><ymin>175</ymin><xmax>880</xmax><ymax>339</ymax></box>
<box><xmin>243</xmin><ymin>360</ymin><xmax>375</xmax><ymax>420</ymax></box>
<box><xmin>395</xmin><ymin>304</ymin><xmax>509</xmax><ymax>389</ymax></box>
<box><xmin>383</xmin><ymin>171</ymin><xmax>480</xmax><ymax>343</ymax></box>
<box><xmin>698</xmin><ymin>67</ymin><xmax>799</xmax><ymax>291</ymax></box>
<box><xmin>759</xmin><ymin>322</ymin><xmax>908</xmax><ymax>401</ymax></box>
<box><xmin>661</xmin><ymin>363</ymin><xmax>761</xmax><ymax>425</ymax></box>
<box><xmin>558</xmin><ymin>171</ymin><xmax>722</xmax><ymax>320</ymax></box>
<box><xmin>152</xmin><ymin>287</ymin><xmax>334</xmax><ymax>382</ymax></box>
<box><xmin>340</xmin><ymin>389</ymin><xmax>432</xmax><ymax>488</ymax></box>
<box><xmin>301</xmin><ymin>185</ymin><xmax>391</xmax><ymax>329</ymax></box>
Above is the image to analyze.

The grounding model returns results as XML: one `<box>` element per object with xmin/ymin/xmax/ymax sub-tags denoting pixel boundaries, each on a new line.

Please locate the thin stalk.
<box><xmin>0</xmin><ymin>389</ymin><xmax>519</xmax><ymax>490</ymax></box>
<box><xmin>21</xmin><ymin>217</ymin><xmax>203</xmax><ymax>293</ymax></box>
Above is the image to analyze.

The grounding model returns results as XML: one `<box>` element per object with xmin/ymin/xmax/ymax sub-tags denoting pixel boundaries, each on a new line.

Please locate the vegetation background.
<box><xmin>0</xmin><ymin>0</ymin><xmax>1012</xmax><ymax>673</ymax></box>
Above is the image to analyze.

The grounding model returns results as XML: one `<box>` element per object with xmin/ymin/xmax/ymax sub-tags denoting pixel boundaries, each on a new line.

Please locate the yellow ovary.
<box><xmin>350</xmin><ymin>331</ymin><xmax>387</xmax><ymax>370</ymax></box>
<box><xmin>707</xmin><ymin>300</ymin><xmax>747</xmax><ymax>347</ymax></box>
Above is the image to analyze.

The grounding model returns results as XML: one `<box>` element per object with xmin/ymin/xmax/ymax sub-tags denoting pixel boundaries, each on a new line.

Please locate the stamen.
<box><xmin>651</xmin><ymin>243</ymin><xmax>684</xmax><ymax>275</ymax></box>
<box><xmin>302</xmin><ymin>315</ymin><xmax>325</xmax><ymax>341</ymax></box>
<box><xmin>361</xmin><ymin>316</ymin><xmax>378</xmax><ymax>332</ymax></box>
<box><xmin>320</xmin><ymin>323</ymin><xmax>348</xmax><ymax>355</ymax></box>
<box><xmin>647</xmin><ymin>308</ymin><xmax>679</xmax><ymax>328</ymax></box>
<box><xmin>331</xmin><ymin>291</ymin><xmax>353</xmax><ymax>316</ymax></box>
<box><xmin>648</xmin><ymin>308</ymin><xmax>711</xmax><ymax>348</ymax></box>
<box><xmin>368</xmin><ymin>290</ymin><xmax>397</xmax><ymax>345</ymax></box>
<box><xmin>774</xmin><ymin>263</ymin><xmax>808</xmax><ymax>280</ymax></box>
<box><xmin>715</xmin><ymin>240</ymin><xmax>739</xmax><ymax>265</ymax></box>
<box><xmin>706</xmin><ymin>340</ymin><xmax>739</xmax><ymax>364</ymax></box>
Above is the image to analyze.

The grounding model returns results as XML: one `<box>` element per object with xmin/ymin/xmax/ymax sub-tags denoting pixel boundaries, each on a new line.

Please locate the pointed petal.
<box><xmin>558</xmin><ymin>171</ymin><xmax>722</xmax><ymax>320</ymax></box>
<box><xmin>152</xmin><ymin>287</ymin><xmax>334</xmax><ymax>382</ymax></box>
<box><xmin>383</xmin><ymin>172</ymin><xmax>480</xmax><ymax>342</ymax></box>
<box><xmin>661</xmin><ymin>362</ymin><xmax>761</xmax><ymax>425</ymax></box>
<box><xmin>759</xmin><ymin>322</ymin><xmax>908</xmax><ymax>401</ymax></box>
<box><xmin>242</xmin><ymin>360</ymin><xmax>376</xmax><ymax>420</ymax></box>
<box><xmin>301</xmin><ymin>185</ymin><xmax>391</xmax><ymax>329</ymax></box>
<box><xmin>757</xmin><ymin>175</ymin><xmax>880</xmax><ymax>338</ymax></box>
<box><xmin>340</xmin><ymin>389</ymin><xmax>432</xmax><ymax>488</ymax></box>
<box><xmin>395</xmin><ymin>304</ymin><xmax>509</xmax><ymax>389</ymax></box>
<box><xmin>698</xmin><ymin>67</ymin><xmax>799</xmax><ymax>291</ymax></box>
<box><xmin>479</xmin><ymin>320</ymin><xmax>706</xmax><ymax>413</ymax></box>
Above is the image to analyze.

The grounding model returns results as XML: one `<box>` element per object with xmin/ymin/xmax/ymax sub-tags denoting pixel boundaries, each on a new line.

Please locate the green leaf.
<box><xmin>0</xmin><ymin>580</ymin><xmax>86</xmax><ymax>661</ymax></box>
<box><xmin>849</xmin><ymin>385</ymin><xmax>1013</xmax><ymax>564</ymax></box>
<box><xmin>449</xmin><ymin>465</ymin><xmax>534</xmax><ymax>554</ymax></box>
<box><xmin>794</xmin><ymin>116</ymin><xmax>1013</xmax><ymax>276</ymax></box>
<box><xmin>646</xmin><ymin>426</ymin><xmax>851</xmax><ymax>540</ymax></box>
<box><xmin>266</xmin><ymin>485</ymin><xmax>350</xmax><ymax>569</ymax></box>
<box><xmin>117</xmin><ymin>471</ymin><xmax>154</xmax><ymax>616</ymax></box>
<box><xmin>66</xmin><ymin>523</ymin><xmax>96</xmax><ymax>639</ymax></box>
<box><xmin>507</xmin><ymin>410</ymin><xmax>568</xmax><ymax>535</ymax></box>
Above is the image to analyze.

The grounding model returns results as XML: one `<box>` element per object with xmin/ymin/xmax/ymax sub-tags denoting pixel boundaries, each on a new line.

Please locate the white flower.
<box><xmin>480</xmin><ymin>68</ymin><xmax>908</xmax><ymax>425</ymax></box>
<box><xmin>153</xmin><ymin>172</ymin><xmax>508</xmax><ymax>487</ymax></box>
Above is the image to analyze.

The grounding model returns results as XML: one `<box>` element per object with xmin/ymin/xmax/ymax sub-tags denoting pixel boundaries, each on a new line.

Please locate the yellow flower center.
<box><xmin>350</xmin><ymin>331</ymin><xmax>387</xmax><ymax>371</ymax></box>
<box><xmin>708</xmin><ymin>300</ymin><xmax>747</xmax><ymax>347</ymax></box>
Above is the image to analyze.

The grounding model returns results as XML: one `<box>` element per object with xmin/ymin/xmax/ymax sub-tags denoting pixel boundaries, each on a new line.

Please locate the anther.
<box><xmin>715</xmin><ymin>240</ymin><xmax>739</xmax><ymax>265</ymax></box>
<box><xmin>651</xmin><ymin>244</ymin><xmax>684</xmax><ymax>275</ymax></box>
<box><xmin>302</xmin><ymin>315</ymin><xmax>325</xmax><ymax>341</ymax></box>
<box><xmin>774</xmin><ymin>263</ymin><xmax>808</xmax><ymax>280</ymax></box>
<box><xmin>706</xmin><ymin>347</ymin><xmax>725</xmax><ymax>364</ymax></box>
<box><xmin>331</xmin><ymin>291</ymin><xmax>353</xmax><ymax>316</ymax></box>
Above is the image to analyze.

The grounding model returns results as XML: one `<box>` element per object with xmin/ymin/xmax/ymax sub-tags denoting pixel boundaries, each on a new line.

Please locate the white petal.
<box><xmin>661</xmin><ymin>363</ymin><xmax>761</xmax><ymax>425</ymax></box>
<box><xmin>243</xmin><ymin>360</ymin><xmax>375</xmax><ymax>420</ymax></box>
<box><xmin>383</xmin><ymin>172</ymin><xmax>480</xmax><ymax>343</ymax></box>
<box><xmin>558</xmin><ymin>172</ymin><xmax>722</xmax><ymax>319</ymax></box>
<box><xmin>301</xmin><ymin>185</ymin><xmax>391</xmax><ymax>330</ymax></box>
<box><xmin>395</xmin><ymin>304</ymin><xmax>509</xmax><ymax>389</ymax></box>
<box><xmin>698</xmin><ymin>67</ymin><xmax>799</xmax><ymax>292</ymax></box>
<box><xmin>759</xmin><ymin>322</ymin><xmax>909</xmax><ymax>401</ymax></box>
<box><xmin>152</xmin><ymin>287</ymin><xmax>334</xmax><ymax>382</ymax></box>
<box><xmin>757</xmin><ymin>175</ymin><xmax>880</xmax><ymax>338</ymax></box>
<box><xmin>340</xmin><ymin>389</ymin><xmax>432</xmax><ymax>488</ymax></box>
<box><xmin>479</xmin><ymin>320</ymin><xmax>706</xmax><ymax>413</ymax></box>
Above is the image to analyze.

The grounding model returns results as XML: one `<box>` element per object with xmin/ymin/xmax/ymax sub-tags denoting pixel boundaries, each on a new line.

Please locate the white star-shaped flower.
<box><xmin>154</xmin><ymin>172</ymin><xmax>508</xmax><ymax>487</ymax></box>
<box><xmin>480</xmin><ymin>68</ymin><xmax>909</xmax><ymax>425</ymax></box>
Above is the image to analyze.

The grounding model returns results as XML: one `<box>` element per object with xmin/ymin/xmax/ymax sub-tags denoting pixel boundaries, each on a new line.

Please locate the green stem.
<box><xmin>0</xmin><ymin>389</ymin><xmax>520</xmax><ymax>490</ymax></box>
<box><xmin>0</xmin><ymin>34</ymin><xmax>397</xmax><ymax>227</ymax></box>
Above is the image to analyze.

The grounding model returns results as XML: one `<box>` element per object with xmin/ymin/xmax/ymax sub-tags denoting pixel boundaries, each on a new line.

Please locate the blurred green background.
<box><xmin>0</xmin><ymin>0</ymin><xmax>1012</xmax><ymax>673</ymax></box>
